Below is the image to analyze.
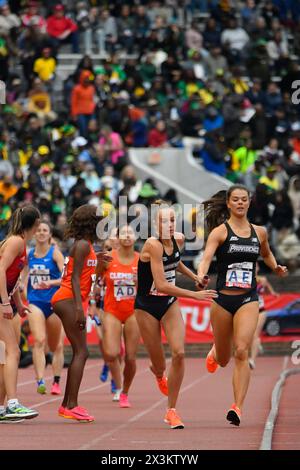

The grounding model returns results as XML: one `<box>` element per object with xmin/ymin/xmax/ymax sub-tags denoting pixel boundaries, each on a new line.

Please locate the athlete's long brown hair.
<box><xmin>0</xmin><ymin>205</ymin><xmax>41</xmax><ymax>247</ymax></box>
<box><xmin>204</xmin><ymin>185</ymin><xmax>251</xmax><ymax>234</ymax></box>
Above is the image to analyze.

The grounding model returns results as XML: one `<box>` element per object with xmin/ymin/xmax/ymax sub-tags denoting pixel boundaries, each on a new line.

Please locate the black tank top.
<box><xmin>216</xmin><ymin>221</ymin><xmax>260</xmax><ymax>292</ymax></box>
<box><xmin>137</xmin><ymin>237</ymin><xmax>181</xmax><ymax>296</ymax></box>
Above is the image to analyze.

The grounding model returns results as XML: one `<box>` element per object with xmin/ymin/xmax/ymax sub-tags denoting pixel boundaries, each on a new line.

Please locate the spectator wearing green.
<box><xmin>230</xmin><ymin>139</ymin><xmax>257</xmax><ymax>182</ymax></box>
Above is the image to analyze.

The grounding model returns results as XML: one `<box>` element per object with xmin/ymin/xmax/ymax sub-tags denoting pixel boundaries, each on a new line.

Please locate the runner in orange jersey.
<box><xmin>51</xmin><ymin>204</ymin><xmax>104</xmax><ymax>423</ymax></box>
<box><xmin>97</xmin><ymin>224</ymin><xmax>140</xmax><ymax>408</ymax></box>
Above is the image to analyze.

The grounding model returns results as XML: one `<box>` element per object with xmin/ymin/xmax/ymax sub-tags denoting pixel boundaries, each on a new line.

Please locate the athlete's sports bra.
<box><xmin>136</xmin><ymin>237</ymin><xmax>181</xmax><ymax>297</ymax></box>
<box><xmin>216</xmin><ymin>222</ymin><xmax>260</xmax><ymax>292</ymax></box>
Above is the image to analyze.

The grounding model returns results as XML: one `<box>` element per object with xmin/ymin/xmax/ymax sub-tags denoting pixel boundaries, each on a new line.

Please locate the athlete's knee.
<box><xmin>124</xmin><ymin>355</ymin><xmax>136</xmax><ymax>366</ymax></box>
<box><xmin>75</xmin><ymin>346</ymin><xmax>89</xmax><ymax>361</ymax></box>
<box><xmin>104</xmin><ymin>351</ymin><xmax>119</xmax><ymax>363</ymax></box>
<box><xmin>234</xmin><ymin>345</ymin><xmax>249</xmax><ymax>362</ymax></box>
<box><xmin>53</xmin><ymin>342</ymin><xmax>64</xmax><ymax>354</ymax></box>
<box><xmin>171</xmin><ymin>349</ymin><xmax>185</xmax><ymax>363</ymax></box>
<box><xmin>6</xmin><ymin>344</ymin><xmax>20</xmax><ymax>361</ymax></box>
<box><xmin>35</xmin><ymin>337</ymin><xmax>46</xmax><ymax>350</ymax></box>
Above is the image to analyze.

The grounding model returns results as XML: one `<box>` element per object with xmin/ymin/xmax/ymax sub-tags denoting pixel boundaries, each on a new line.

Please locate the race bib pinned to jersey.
<box><xmin>149</xmin><ymin>269</ymin><xmax>176</xmax><ymax>296</ymax></box>
<box><xmin>225</xmin><ymin>262</ymin><xmax>253</xmax><ymax>289</ymax></box>
<box><xmin>30</xmin><ymin>265</ymin><xmax>51</xmax><ymax>288</ymax></box>
<box><xmin>114</xmin><ymin>280</ymin><xmax>136</xmax><ymax>301</ymax></box>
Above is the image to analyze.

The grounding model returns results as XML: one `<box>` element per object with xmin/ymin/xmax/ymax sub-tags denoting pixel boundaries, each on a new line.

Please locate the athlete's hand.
<box><xmin>35</xmin><ymin>281</ymin><xmax>52</xmax><ymax>290</ymax></box>
<box><xmin>17</xmin><ymin>304</ymin><xmax>31</xmax><ymax>318</ymax></box>
<box><xmin>0</xmin><ymin>303</ymin><xmax>13</xmax><ymax>320</ymax></box>
<box><xmin>193</xmin><ymin>290</ymin><xmax>218</xmax><ymax>301</ymax></box>
<box><xmin>76</xmin><ymin>308</ymin><xmax>86</xmax><ymax>330</ymax></box>
<box><xmin>88</xmin><ymin>303</ymin><xmax>97</xmax><ymax>319</ymax></box>
<box><xmin>96</xmin><ymin>251</ymin><xmax>113</xmax><ymax>263</ymax></box>
<box><xmin>195</xmin><ymin>275</ymin><xmax>209</xmax><ymax>290</ymax></box>
<box><xmin>274</xmin><ymin>265</ymin><xmax>288</xmax><ymax>277</ymax></box>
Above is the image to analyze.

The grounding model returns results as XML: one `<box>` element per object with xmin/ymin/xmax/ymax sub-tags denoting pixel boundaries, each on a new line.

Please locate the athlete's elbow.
<box><xmin>155</xmin><ymin>281</ymin><xmax>169</xmax><ymax>294</ymax></box>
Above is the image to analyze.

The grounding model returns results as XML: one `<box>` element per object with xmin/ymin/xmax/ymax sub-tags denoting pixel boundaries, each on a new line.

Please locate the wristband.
<box><xmin>0</xmin><ymin>303</ymin><xmax>11</xmax><ymax>307</ymax></box>
<box><xmin>89</xmin><ymin>299</ymin><xmax>96</xmax><ymax>305</ymax></box>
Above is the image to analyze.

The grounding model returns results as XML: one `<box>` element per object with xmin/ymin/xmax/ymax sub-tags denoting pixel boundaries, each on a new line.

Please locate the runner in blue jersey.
<box><xmin>22</xmin><ymin>221</ymin><xmax>65</xmax><ymax>395</ymax></box>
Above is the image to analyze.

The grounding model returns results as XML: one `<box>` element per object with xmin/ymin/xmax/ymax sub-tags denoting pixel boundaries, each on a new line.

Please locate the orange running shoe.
<box><xmin>226</xmin><ymin>403</ymin><xmax>241</xmax><ymax>426</ymax></box>
<box><xmin>150</xmin><ymin>365</ymin><xmax>168</xmax><ymax>396</ymax></box>
<box><xmin>164</xmin><ymin>408</ymin><xmax>184</xmax><ymax>429</ymax></box>
<box><xmin>156</xmin><ymin>375</ymin><xmax>168</xmax><ymax>396</ymax></box>
<box><xmin>58</xmin><ymin>405</ymin><xmax>65</xmax><ymax>417</ymax></box>
<box><xmin>206</xmin><ymin>346</ymin><xmax>219</xmax><ymax>373</ymax></box>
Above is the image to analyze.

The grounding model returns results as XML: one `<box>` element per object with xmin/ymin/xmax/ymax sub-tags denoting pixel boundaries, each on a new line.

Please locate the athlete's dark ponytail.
<box><xmin>204</xmin><ymin>185</ymin><xmax>251</xmax><ymax>234</ymax></box>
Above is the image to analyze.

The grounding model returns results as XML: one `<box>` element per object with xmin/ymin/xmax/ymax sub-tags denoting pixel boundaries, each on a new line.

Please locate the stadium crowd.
<box><xmin>1</xmin><ymin>0</ymin><xmax>300</xmax><ymax>269</ymax></box>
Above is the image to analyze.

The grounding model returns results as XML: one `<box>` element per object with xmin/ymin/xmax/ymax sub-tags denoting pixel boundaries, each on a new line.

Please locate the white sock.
<box><xmin>7</xmin><ymin>399</ymin><xmax>19</xmax><ymax>408</ymax></box>
<box><xmin>0</xmin><ymin>405</ymin><xmax>5</xmax><ymax>412</ymax></box>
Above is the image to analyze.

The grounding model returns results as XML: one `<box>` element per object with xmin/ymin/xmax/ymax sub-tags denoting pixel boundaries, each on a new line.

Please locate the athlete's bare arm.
<box><xmin>173</xmin><ymin>233</ymin><xmax>199</xmax><ymax>283</ymax></box>
<box><xmin>71</xmin><ymin>239</ymin><xmax>91</xmax><ymax>327</ymax></box>
<box><xmin>0</xmin><ymin>236</ymin><xmax>24</xmax><ymax>306</ymax></box>
<box><xmin>148</xmin><ymin>238</ymin><xmax>217</xmax><ymax>301</ymax></box>
<box><xmin>197</xmin><ymin>224</ymin><xmax>227</xmax><ymax>283</ymax></box>
<box><xmin>256</xmin><ymin>226</ymin><xmax>288</xmax><ymax>277</ymax></box>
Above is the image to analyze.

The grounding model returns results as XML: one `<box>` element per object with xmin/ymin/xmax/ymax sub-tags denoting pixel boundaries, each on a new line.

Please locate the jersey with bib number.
<box><xmin>216</xmin><ymin>222</ymin><xmax>260</xmax><ymax>292</ymax></box>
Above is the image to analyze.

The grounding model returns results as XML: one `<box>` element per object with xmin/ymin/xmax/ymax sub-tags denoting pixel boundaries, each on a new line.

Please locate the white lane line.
<box><xmin>260</xmin><ymin>356</ymin><xmax>300</xmax><ymax>450</ymax></box>
<box><xmin>78</xmin><ymin>373</ymin><xmax>210</xmax><ymax>450</ymax></box>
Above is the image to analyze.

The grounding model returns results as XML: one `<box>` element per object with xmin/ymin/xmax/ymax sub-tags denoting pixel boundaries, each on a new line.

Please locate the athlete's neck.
<box><xmin>118</xmin><ymin>245</ymin><xmax>134</xmax><ymax>258</ymax></box>
<box><xmin>35</xmin><ymin>242</ymin><xmax>50</xmax><ymax>256</ymax></box>
<box><xmin>228</xmin><ymin>215</ymin><xmax>249</xmax><ymax>229</ymax></box>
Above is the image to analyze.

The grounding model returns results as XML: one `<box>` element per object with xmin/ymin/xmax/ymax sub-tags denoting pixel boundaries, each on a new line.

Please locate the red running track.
<box><xmin>0</xmin><ymin>356</ymin><xmax>298</xmax><ymax>450</ymax></box>
<box><xmin>272</xmin><ymin>369</ymin><xmax>300</xmax><ymax>450</ymax></box>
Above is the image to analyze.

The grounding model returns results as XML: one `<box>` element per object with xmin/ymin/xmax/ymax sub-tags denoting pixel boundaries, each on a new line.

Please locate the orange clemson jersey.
<box><xmin>103</xmin><ymin>249</ymin><xmax>139</xmax><ymax>320</ymax></box>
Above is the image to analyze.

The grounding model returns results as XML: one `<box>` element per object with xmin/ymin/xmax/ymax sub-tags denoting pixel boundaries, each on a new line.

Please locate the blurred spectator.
<box><xmin>71</xmin><ymin>70</ymin><xmax>96</xmax><ymax>137</ymax></box>
<box><xmin>148</xmin><ymin>120</ymin><xmax>169</xmax><ymax>147</ymax></box>
<box><xmin>47</xmin><ymin>4</ymin><xmax>79</xmax><ymax>53</ymax></box>
<box><xmin>98</xmin><ymin>125</ymin><xmax>126</xmax><ymax>174</ymax></box>
<box><xmin>58</xmin><ymin>163</ymin><xmax>77</xmax><ymax>197</ymax></box>
<box><xmin>33</xmin><ymin>47</ymin><xmax>56</xmax><ymax>83</ymax></box>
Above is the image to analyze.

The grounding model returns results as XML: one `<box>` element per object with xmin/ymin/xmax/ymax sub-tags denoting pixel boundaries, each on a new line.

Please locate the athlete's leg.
<box><xmin>135</xmin><ymin>309</ymin><xmax>166</xmax><ymax>378</ymax></box>
<box><xmin>102</xmin><ymin>313</ymin><xmax>123</xmax><ymax>390</ymax></box>
<box><xmin>122</xmin><ymin>314</ymin><xmax>140</xmax><ymax>394</ymax></box>
<box><xmin>0</xmin><ymin>316</ymin><xmax>20</xmax><ymax>400</ymax></box>
<box><xmin>12</xmin><ymin>314</ymin><xmax>21</xmax><ymax>345</ymax></box>
<box><xmin>46</xmin><ymin>313</ymin><xmax>64</xmax><ymax>380</ymax></box>
<box><xmin>53</xmin><ymin>299</ymin><xmax>89</xmax><ymax>409</ymax></box>
<box><xmin>27</xmin><ymin>305</ymin><xmax>47</xmax><ymax>381</ymax></box>
<box><xmin>210</xmin><ymin>302</ymin><xmax>233</xmax><ymax>367</ymax></box>
<box><xmin>232</xmin><ymin>302</ymin><xmax>259</xmax><ymax>410</ymax></box>
<box><xmin>161</xmin><ymin>301</ymin><xmax>185</xmax><ymax>409</ymax></box>
<box><xmin>250</xmin><ymin>312</ymin><xmax>266</xmax><ymax>365</ymax></box>
<box><xmin>0</xmin><ymin>341</ymin><xmax>6</xmax><ymax>405</ymax></box>
<box><xmin>0</xmin><ymin>365</ymin><xmax>5</xmax><ymax>405</ymax></box>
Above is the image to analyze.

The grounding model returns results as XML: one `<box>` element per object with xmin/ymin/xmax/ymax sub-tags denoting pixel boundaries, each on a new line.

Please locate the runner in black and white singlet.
<box><xmin>135</xmin><ymin>200</ymin><xmax>217</xmax><ymax>430</ymax></box>
<box><xmin>197</xmin><ymin>185</ymin><xmax>287</xmax><ymax>426</ymax></box>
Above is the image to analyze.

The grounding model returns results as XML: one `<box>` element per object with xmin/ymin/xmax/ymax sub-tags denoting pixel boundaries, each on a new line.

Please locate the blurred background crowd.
<box><xmin>1</xmin><ymin>0</ymin><xmax>300</xmax><ymax>270</ymax></box>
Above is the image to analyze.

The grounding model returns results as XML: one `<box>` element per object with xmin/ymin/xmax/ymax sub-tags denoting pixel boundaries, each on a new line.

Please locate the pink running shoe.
<box><xmin>62</xmin><ymin>406</ymin><xmax>94</xmax><ymax>422</ymax></box>
<box><xmin>58</xmin><ymin>405</ymin><xmax>65</xmax><ymax>417</ymax></box>
<box><xmin>119</xmin><ymin>393</ymin><xmax>131</xmax><ymax>408</ymax></box>
<box><xmin>51</xmin><ymin>383</ymin><xmax>61</xmax><ymax>395</ymax></box>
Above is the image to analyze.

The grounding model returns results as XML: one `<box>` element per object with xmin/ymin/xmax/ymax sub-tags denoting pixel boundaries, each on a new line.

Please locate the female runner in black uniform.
<box><xmin>197</xmin><ymin>185</ymin><xmax>287</xmax><ymax>426</ymax></box>
<box><xmin>135</xmin><ymin>200</ymin><xmax>217</xmax><ymax>429</ymax></box>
